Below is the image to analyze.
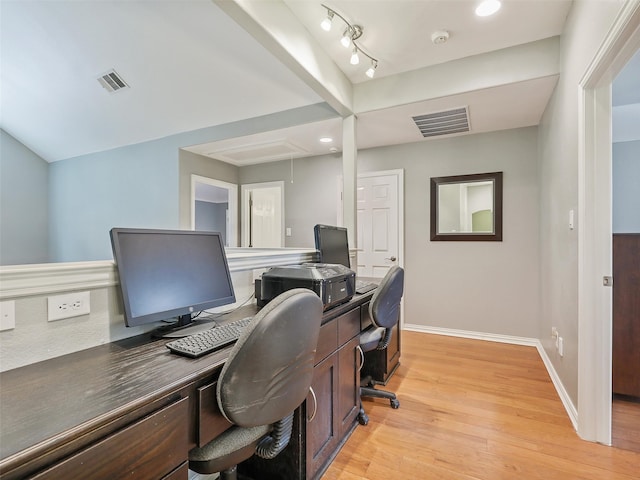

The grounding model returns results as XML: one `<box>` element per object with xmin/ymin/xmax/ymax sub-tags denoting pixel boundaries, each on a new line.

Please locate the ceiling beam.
<box><xmin>354</xmin><ymin>37</ymin><xmax>561</xmax><ymax>114</ymax></box>
<box><xmin>213</xmin><ymin>0</ymin><xmax>354</xmax><ymax>117</ymax></box>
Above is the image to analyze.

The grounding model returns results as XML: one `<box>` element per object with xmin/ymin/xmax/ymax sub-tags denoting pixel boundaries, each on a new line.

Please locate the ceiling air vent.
<box><xmin>97</xmin><ymin>69</ymin><xmax>129</xmax><ymax>93</ymax></box>
<box><xmin>207</xmin><ymin>140</ymin><xmax>309</xmax><ymax>165</ymax></box>
<box><xmin>412</xmin><ymin>107</ymin><xmax>470</xmax><ymax>138</ymax></box>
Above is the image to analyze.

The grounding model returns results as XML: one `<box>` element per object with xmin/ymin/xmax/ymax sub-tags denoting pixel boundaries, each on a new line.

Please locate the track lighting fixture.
<box><xmin>320</xmin><ymin>4</ymin><xmax>379</xmax><ymax>79</ymax></box>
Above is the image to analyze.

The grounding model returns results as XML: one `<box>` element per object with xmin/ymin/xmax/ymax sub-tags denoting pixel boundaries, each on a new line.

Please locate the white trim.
<box><xmin>191</xmin><ymin>175</ymin><xmax>238</xmax><ymax>247</ymax></box>
<box><xmin>0</xmin><ymin>261</ymin><xmax>117</xmax><ymax>299</ymax></box>
<box><xmin>404</xmin><ymin>324</ymin><xmax>578</xmax><ymax>431</ymax></box>
<box><xmin>577</xmin><ymin>0</ymin><xmax>640</xmax><ymax>444</ymax></box>
<box><xmin>0</xmin><ymin>249</ymin><xmax>316</xmax><ymax>299</ymax></box>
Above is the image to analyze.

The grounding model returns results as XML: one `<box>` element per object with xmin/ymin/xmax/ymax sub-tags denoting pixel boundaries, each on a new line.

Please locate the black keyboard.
<box><xmin>356</xmin><ymin>281</ymin><xmax>377</xmax><ymax>295</ymax></box>
<box><xmin>166</xmin><ymin>317</ymin><xmax>252</xmax><ymax>358</ymax></box>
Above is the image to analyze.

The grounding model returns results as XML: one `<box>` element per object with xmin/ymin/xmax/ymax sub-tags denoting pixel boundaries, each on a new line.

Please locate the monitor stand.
<box><xmin>152</xmin><ymin>314</ymin><xmax>218</xmax><ymax>338</ymax></box>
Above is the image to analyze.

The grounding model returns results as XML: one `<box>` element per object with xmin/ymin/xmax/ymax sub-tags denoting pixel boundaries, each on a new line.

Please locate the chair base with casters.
<box><xmin>357</xmin><ymin>266</ymin><xmax>404</xmax><ymax>426</ymax></box>
<box><xmin>357</xmin><ymin>370</ymin><xmax>400</xmax><ymax>426</ymax></box>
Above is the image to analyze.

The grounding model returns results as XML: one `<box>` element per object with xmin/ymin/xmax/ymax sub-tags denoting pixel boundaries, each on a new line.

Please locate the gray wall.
<box><xmin>0</xmin><ymin>129</ymin><xmax>50</xmax><ymax>265</ymax></box>
<box><xmin>178</xmin><ymin>149</ymin><xmax>239</xmax><ymax>237</ymax></box>
<box><xmin>613</xmin><ymin>140</ymin><xmax>640</xmax><ymax>233</ymax></box>
<box><xmin>239</xmin><ymin>153</ymin><xmax>342</xmax><ymax>248</ymax></box>
<box><xmin>359</xmin><ymin>127</ymin><xmax>540</xmax><ymax>338</ymax></box>
<box><xmin>241</xmin><ymin>127</ymin><xmax>540</xmax><ymax>339</ymax></box>
<box><xmin>537</xmin><ymin>0</ymin><xmax>623</xmax><ymax>406</ymax></box>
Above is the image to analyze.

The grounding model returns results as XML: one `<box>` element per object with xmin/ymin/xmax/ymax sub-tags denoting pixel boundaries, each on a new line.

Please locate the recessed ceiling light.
<box><xmin>319</xmin><ymin>137</ymin><xmax>333</xmax><ymax>143</ymax></box>
<box><xmin>475</xmin><ymin>0</ymin><xmax>501</xmax><ymax>17</ymax></box>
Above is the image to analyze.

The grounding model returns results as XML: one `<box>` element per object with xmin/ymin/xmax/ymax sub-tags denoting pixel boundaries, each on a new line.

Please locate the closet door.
<box><xmin>612</xmin><ymin>234</ymin><xmax>640</xmax><ymax>397</ymax></box>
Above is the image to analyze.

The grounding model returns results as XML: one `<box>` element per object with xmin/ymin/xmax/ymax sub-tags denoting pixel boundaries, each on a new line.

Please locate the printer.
<box><xmin>259</xmin><ymin>263</ymin><xmax>356</xmax><ymax>310</ymax></box>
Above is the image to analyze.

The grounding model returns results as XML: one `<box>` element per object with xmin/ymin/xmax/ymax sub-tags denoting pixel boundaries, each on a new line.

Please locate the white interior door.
<box><xmin>241</xmin><ymin>182</ymin><xmax>284</xmax><ymax>247</ymax></box>
<box><xmin>356</xmin><ymin>171</ymin><xmax>403</xmax><ymax>278</ymax></box>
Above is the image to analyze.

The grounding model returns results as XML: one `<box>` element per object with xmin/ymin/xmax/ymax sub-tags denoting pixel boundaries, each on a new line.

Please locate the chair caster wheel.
<box><xmin>390</xmin><ymin>399</ymin><xmax>400</xmax><ymax>409</ymax></box>
<box><xmin>358</xmin><ymin>409</ymin><xmax>369</xmax><ymax>425</ymax></box>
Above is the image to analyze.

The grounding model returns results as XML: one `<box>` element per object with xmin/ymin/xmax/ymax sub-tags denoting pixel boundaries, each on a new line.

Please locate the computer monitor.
<box><xmin>110</xmin><ymin>228</ymin><xmax>236</xmax><ymax>337</ymax></box>
<box><xmin>314</xmin><ymin>224</ymin><xmax>351</xmax><ymax>268</ymax></box>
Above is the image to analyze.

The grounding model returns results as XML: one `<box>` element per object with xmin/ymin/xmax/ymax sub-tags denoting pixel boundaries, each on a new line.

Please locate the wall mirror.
<box><xmin>430</xmin><ymin>171</ymin><xmax>503</xmax><ymax>241</ymax></box>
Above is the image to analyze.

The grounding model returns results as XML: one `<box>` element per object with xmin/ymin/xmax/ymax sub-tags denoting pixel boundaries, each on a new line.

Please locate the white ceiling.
<box><xmin>283</xmin><ymin>0</ymin><xmax>571</xmax><ymax>83</ymax></box>
<box><xmin>5</xmin><ymin>0</ymin><xmax>636</xmax><ymax>168</ymax></box>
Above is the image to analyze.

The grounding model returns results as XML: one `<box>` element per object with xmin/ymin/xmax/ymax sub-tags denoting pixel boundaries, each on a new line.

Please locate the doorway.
<box><xmin>355</xmin><ymin>170</ymin><xmax>404</xmax><ymax>278</ymax></box>
<box><xmin>241</xmin><ymin>181</ymin><xmax>285</xmax><ymax>248</ymax></box>
<box><xmin>190</xmin><ymin>175</ymin><xmax>237</xmax><ymax>247</ymax></box>
<box><xmin>578</xmin><ymin>2</ymin><xmax>640</xmax><ymax>445</ymax></box>
<box><xmin>611</xmin><ymin>47</ymin><xmax>640</xmax><ymax>452</ymax></box>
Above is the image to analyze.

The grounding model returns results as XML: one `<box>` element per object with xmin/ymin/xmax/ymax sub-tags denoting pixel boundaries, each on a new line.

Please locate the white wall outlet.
<box><xmin>0</xmin><ymin>300</ymin><xmax>16</xmax><ymax>331</ymax></box>
<box><xmin>286</xmin><ymin>227</ymin><xmax>292</xmax><ymax>237</ymax></box>
<box><xmin>48</xmin><ymin>291</ymin><xmax>90</xmax><ymax>322</ymax></box>
<box><xmin>252</xmin><ymin>268</ymin><xmax>266</xmax><ymax>282</ymax></box>
<box><xmin>558</xmin><ymin>336</ymin><xmax>564</xmax><ymax>357</ymax></box>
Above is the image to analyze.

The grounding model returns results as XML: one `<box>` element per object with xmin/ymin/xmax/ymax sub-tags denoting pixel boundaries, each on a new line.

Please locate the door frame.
<box><xmin>240</xmin><ymin>181</ymin><xmax>285</xmax><ymax>247</ymax></box>
<box><xmin>190</xmin><ymin>175</ymin><xmax>238</xmax><ymax>247</ymax></box>
<box><xmin>339</xmin><ymin>169</ymin><xmax>405</xmax><ymax>327</ymax></box>
<box><xmin>578</xmin><ymin>0</ymin><xmax>640</xmax><ymax>444</ymax></box>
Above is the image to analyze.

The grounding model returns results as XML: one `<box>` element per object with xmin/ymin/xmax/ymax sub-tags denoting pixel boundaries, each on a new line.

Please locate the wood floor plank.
<box><xmin>322</xmin><ymin>331</ymin><xmax>640</xmax><ymax>479</ymax></box>
<box><xmin>613</xmin><ymin>396</ymin><xmax>640</xmax><ymax>453</ymax></box>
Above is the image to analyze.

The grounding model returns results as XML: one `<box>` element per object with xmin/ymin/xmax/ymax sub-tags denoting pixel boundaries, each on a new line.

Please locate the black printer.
<box><xmin>260</xmin><ymin>263</ymin><xmax>355</xmax><ymax>310</ymax></box>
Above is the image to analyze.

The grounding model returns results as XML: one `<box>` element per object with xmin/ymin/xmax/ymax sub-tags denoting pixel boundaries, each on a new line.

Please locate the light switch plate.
<box><xmin>569</xmin><ymin>209</ymin><xmax>575</xmax><ymax>230</ymax></box>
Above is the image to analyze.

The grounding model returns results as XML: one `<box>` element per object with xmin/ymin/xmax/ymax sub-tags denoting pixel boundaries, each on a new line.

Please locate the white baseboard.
<box><xmin>404</xmin><ymin>324</ymin><xmax>579</xmax><ymax>432</ymax></box>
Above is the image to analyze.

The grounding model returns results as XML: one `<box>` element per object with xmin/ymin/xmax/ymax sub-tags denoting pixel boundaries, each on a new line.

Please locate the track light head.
<box><xmin>321</xmin><ymin>10</ymin><xmax>334</xmax><ymax>31</ymax></box>
<box><xmin>340</xmin><ymin>29</ymin><xmax>352</xmax><ymax>48</ymax></box>
<box><xmin>365</xmin><ymin>60</ymin><xmax>378</xmax><ymax>78</ymax></box>
<box><xmin>350</xmin><ymin>47</ymin><xmax>360</xmax><ymax>65</ymax></box>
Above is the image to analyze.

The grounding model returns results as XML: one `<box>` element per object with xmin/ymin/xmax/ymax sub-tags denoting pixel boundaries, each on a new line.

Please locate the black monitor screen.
<box><xmin>110</xmin><ymin>228</ymin><xmax>236</xmax><ymax>329</ymax></box>
<box><xmin>314</xmin><ymin>224</ymin><xmax>351</xmax><ymax>268</ymax></box>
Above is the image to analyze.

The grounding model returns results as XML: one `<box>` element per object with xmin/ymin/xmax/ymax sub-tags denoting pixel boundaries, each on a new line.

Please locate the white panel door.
<box><xmin>241</xmin><ymin>182</ymin><xmax>284</xmax><ymax>247</ymax></box>
<box><xmin>356</xmin><ymin>173</ymin><xmax>400</xmax><ymax>278</ymax></box>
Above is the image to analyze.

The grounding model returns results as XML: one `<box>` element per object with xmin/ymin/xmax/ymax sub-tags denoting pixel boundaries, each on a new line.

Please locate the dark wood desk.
<box><xmin>0</xmin><ymin>291</ymin><xmax>398</xmax><ymax>480</ymax></box>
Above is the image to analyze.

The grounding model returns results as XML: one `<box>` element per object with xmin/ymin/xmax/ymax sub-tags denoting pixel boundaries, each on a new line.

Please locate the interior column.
<box><xmin>342</xmin><ymin>115</ymin><xmax>357</xmax><ymax>252</ymax></box>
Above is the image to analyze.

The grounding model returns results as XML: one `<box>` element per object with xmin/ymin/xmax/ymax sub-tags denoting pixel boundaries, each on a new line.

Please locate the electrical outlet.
<box><xmin>0</xmin><ymin>300</ymin><xmax>16</xmax><ymax>331</ymax></box>
<box><xmin>558</xmin><ymin>337</ymin><xmax>564</xmax><ymax>357</ymax></box>
<box><xmin>48</xmin><ymin>291</ymin><xmax>90</xmax><ymax>322</ymax></box>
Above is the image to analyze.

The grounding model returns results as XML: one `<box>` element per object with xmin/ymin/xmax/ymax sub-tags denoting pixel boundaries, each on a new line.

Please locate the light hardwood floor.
<box><xmin>322</xmin><ymin>331</ymin><xmax>640</xmax><ymax>480</ymax></box>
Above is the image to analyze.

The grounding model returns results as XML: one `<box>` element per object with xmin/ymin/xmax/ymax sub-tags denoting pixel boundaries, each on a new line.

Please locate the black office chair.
<box><xmin>188</xmin><ymin>288</ymin><xmax>323</xmax><ymax>480</ymax></box>
<box><xmin>357</xmin><ymin>265</ymin><xmax>405</xmax><ymax>426</ymax></box>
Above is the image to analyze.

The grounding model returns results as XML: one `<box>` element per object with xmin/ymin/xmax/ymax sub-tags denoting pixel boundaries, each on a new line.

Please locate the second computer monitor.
<box><xmin>314</xmin><ymin>224</ymin><xmax>351</xmax><ymax>268</ymax></box>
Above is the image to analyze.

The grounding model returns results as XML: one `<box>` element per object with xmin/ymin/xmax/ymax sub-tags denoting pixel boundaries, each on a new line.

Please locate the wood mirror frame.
<box><xmin>430</xmin><ymin>171</ymin><xmax>503</xmax><ymax>241</ymax></box>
